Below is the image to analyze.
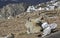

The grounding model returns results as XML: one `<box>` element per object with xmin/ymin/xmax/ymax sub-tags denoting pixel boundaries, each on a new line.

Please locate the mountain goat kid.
<box><xmin>25</xmin><ymin>17</ymin><xmax>43</xmax><ymax>34</ymax></box>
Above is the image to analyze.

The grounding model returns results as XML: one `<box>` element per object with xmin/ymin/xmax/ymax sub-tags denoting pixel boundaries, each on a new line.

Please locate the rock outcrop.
<box><xmin>0</xmin><ymin>3</ymin><xmax>28</xmax><ymax>19</ymax></box>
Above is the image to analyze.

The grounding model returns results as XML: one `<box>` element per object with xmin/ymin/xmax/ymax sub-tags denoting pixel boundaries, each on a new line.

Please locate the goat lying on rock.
<box><xmin>42</xmin><ymin>22</ymin><xmax>57</xmax><ymax>37</ymax></box>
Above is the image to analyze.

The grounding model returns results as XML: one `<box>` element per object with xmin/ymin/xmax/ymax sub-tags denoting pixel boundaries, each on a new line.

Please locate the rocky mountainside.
<box><xmin>0</xmin><ymin>3</ymin><xmax>28</xmax><ymax>19</ymax></box>
<box><xmin>0</xmin><ymin>10</ymin><xmax>60</xmax><ymax>38</ymax></box>
<box><xmin>0</xmin><ymin>0</ymin><xmax>60</xmax><ymax>19</ymax></box>
<box><xmin>0</xmin><ymin>0</ymin><xmax>60</xmax><ymax>38</ymax></box>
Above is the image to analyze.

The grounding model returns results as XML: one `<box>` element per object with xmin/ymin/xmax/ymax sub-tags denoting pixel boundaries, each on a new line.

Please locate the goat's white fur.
<box><xmin>25</xmin><ymin>18</ymin><xmax>42</xmax><ymax>34</ymax></box>
<box><xmin>42</xmin><ymin>23</ymin><xmax>57</xmax><ymax>37</ymax></box>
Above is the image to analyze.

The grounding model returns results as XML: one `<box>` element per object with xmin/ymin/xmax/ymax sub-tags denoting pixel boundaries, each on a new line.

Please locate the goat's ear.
<box><xmin>41</xmin><ymin>16</ymin><xmax>44</xmax><ymax>20</ymax></box>
<box><xmin>27</xmin><ymin>17</ymin><xmax>30</xmax><ymax>20</ymax></box>
<box><xmin>39</xmin><ymin>16</ymin><xmax>44</xmax><ymax>20</ymax></box>
<box><xmin>27</xmin><ymin>17</ymin><xmax>31</xmax><ymax>22</ymax></box>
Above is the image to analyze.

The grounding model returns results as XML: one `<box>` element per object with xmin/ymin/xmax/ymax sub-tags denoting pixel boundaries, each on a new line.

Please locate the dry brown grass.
<box><xmin>0</xmin><ymin>10</ymin><xmax>60</xmax><ymax>38</ymax></box>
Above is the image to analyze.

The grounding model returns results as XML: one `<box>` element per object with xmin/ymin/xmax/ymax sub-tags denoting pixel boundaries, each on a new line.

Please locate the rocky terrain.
<box><xmin>0</xmin><ymin>3</ymin><xmax>28</xmax><ymax>19</ymax></box>
<box><xmin>44</xmin><ymin>31</ymin><xmax>60</xmax><ymax>38</ymax></box>
<box><xmin>0</xmin><ymin>9</ymin><xmax>60</xmax><ymax>38</ymax></box>
<box><xmin>0</xmin><ymin>0</ymin><xmax>60</xmax><ymax>38</ymax></box>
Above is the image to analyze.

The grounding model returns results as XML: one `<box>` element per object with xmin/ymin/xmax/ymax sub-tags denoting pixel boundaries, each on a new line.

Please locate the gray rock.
<box><xmin>0</xmin><ymin>3</ymin><xmax>28</xmax><ymax>19</ymax></box>
<box><xmin>43</xmin><ymin>31</ymin><xmax>60</xmax><ymax>38</ymax></box>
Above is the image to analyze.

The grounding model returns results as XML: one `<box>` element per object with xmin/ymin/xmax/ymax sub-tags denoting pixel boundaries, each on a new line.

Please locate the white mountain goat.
<box><xmin>41</xmin><ymin>22</ymin><xmax>49</xmax><ymax>29</ymax></box>
<box><xmin>26</xmin><ymin>6</ymin><xmax>37</xmax><ymax>12</ymax></box>
<box><xmin>42</xmin><ymin>27</ymin><xmax>51</xmax><ymax>37</ymax></box>
<box><xmin>25</xmin><ymin>17</ymin><xmax>43</xmax><ymax>34</ymax></box>
<box><xmin>42</xmin><ymin>23</ymin><xmax>57</xmax><ymax>37</ymax></box>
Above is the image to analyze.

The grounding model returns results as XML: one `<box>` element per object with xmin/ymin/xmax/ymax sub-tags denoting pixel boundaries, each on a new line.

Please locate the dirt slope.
<box><xmin>0</xmin><ymin>10</ymin><xmax>60</xmax><ymax>38</ymax></box>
